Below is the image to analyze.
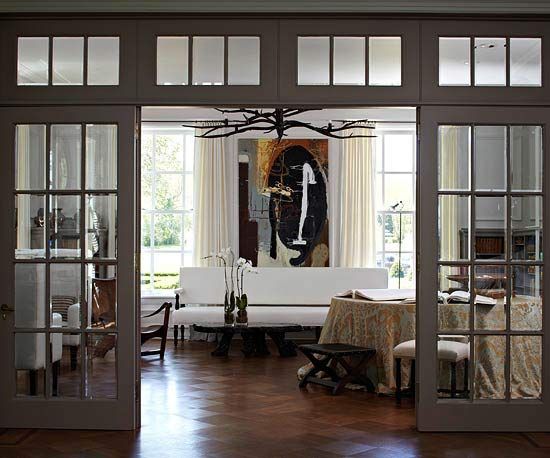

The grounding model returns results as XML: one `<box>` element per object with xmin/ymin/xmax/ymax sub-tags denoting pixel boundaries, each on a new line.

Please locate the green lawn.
<box><xmin>141</xmin><ymin>272</ymin><xmax>179</xmax><ymax>291</ymax></box>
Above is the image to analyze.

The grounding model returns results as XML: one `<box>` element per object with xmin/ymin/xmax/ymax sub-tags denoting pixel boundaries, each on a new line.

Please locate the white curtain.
<box><xmin>439</xmin><ymin>127</ymin><xmax>460</xmax><ymax>290</ymax></box>
<box><xmin>339</xmin><ymin>125</ymin><xmax>377</xmax><ymax>267</ymax></box>
<box><xmin>192</xmin><ymin>124</ymin><xmax>230</xmax><ymax>267</ymax></box>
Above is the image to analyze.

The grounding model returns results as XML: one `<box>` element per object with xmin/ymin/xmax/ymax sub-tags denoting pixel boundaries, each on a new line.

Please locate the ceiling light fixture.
<box><xmin>181</xmin><ymin>108</ymin><xmax>376</xmax><ymax>142</ymax></box>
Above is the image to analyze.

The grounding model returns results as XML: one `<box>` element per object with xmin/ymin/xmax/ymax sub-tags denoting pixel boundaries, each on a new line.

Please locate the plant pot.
<box><xmin>236</xmin><ymin>309</ymin><xmax>248</xmax><ymax>326</ymax></box>
<box><xmin>224</xmin><ymin>310</ymin><xmax>235</xmax><ymax>326</ymax></box>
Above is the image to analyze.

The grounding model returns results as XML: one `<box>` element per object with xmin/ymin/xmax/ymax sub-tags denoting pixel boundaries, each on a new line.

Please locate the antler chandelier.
<box><xmin>181</xmin><ymin>108</ymin><xmax>375</xmax><ymax>142</ymax></box>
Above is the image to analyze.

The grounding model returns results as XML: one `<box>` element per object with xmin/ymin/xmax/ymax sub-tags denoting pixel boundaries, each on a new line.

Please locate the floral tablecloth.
<box><xmin>298</xmin><ymin>297</ymin><xmax>416</xmax><ymax>394</ymax></box>
<box><xmin>298</xmin><ymin>296</ymin><xmax>542</xmax><ymax>399</ymax></box>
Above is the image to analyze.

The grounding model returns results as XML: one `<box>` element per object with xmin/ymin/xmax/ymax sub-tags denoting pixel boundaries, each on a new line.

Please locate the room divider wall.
<box><xmin>0</xmin><ymin>13</ymin><xmax>549</xmax><ymax>431</ymax></box>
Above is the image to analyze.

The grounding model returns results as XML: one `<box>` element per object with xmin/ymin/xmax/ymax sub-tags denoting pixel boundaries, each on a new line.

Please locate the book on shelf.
<box><xmin>438</xmin><ymin>290</ymin><xmax>496</xmax><ymax>305</ymax></box>
<box><xmin>336</xmin><ymin>288</ymin><xmax>416</xmax><ymax>302</ymax></box>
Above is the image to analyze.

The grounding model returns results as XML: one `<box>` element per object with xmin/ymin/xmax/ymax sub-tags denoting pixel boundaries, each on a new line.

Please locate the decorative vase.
<box><xmin>236</xmin><ymin>309</ymin><xmax>248</xmax><ymax>326</ymax></box>
<box><xmin>224</xmin><ymin>310</ymin><xmax>235</xmax><ymax>326</ymax></box>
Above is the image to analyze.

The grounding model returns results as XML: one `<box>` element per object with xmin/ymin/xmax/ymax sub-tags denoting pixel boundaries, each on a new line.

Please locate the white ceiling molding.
<box><xmin>2</xmin><ymin>0</ymin><xmax>550</xmax><ymax>14</ymax></box>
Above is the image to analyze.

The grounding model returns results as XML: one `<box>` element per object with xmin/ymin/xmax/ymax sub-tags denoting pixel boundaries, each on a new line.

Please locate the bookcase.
<box><xmin>458</xmin><ymin>228</ymin><xmax>542</xmax><ymax>296</ymax></box>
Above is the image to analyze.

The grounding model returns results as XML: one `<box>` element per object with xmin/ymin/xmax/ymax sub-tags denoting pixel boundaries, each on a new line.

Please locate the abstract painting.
<box><xmin>238</xmin><ymin>139</ymin><xmax>329</xmax><ymax>267</ymax></box>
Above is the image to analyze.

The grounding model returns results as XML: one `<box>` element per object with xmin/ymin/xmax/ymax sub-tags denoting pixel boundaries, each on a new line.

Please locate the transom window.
<box><xmin>17</xmin><ymin>36</ymin><xmax>120</xmax><ymax>86</ymax></box>
<box><xmin>297</xmin><ymin>36</ymin><xmax>402</xmax><ymax>87</ymax></box>
<box><xmin>141</xmin><ymin>127</ymin><xmax>195</xmax><ymax>293</ymax></box>
<box><xmin>438</xmin><ymin>36</ymin><xmax>542</xmax><ymax>87</ymax></box>
<box><xmin>156</xmin><ymin>36</ymin><xmax>260</xmax><ymax>86</ymax></box>
<box><xmin>375</xmin><ymin>129</ymin><xmax>416</xmax><ymax>289</ymax></box>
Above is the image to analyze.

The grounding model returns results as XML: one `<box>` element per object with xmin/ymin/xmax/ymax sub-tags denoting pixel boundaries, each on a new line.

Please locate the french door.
<box><xmin>417</xmin><ymin>106</ymin><xmax>550</xmax><ymax>431</ymax></box>
<box><xmin>0</xmin><ymin>106</ymin><xmax>138</xmax><ymax>429</ymax></box>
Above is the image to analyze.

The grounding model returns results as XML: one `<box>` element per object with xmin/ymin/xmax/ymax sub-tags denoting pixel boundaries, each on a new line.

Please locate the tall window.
<box><xmin>375</xmin><ymin>129</ymin><xmax>416</xmax><ymax>288</ymax></box>
<box><xmin>141</xmin><ymin>127</ymin><xmax>194</xmax><ymax>294</ymax></box>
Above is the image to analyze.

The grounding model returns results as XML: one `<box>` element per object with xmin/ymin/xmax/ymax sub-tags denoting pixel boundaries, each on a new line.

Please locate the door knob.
<box><xmin>1</xmin><ymin>304</ymin><xmax>14</xmax><ymax>320</ymax></box>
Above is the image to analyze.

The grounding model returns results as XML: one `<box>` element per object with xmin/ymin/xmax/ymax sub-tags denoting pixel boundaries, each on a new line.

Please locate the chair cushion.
<box><xmin>393</xmin><ymin>339</ymin><xmax>416</xmax><ymax>358</ymax></box>
<box><xmin>393</xmin><ymin>339</ymin><xmax>469</xmax><ymax>362</ymax></box>
<box><xmin>437</xmin><ymin>340</ymin><xmax>469</xmax><ymax>362</ymax></box>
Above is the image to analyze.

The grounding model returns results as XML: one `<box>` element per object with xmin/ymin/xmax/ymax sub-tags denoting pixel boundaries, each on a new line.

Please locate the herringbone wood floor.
<box><xmin>2</xmin><ymin>340</ymin><xmax>549</xmax><ymax>457</ymax></box>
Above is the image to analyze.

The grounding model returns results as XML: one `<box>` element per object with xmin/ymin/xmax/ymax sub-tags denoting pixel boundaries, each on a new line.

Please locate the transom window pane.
<box><xmin>510</xmin><ymin>38</ymin><xmax>542</xmax><ymax>87</ymax></box>
<box><xmin>228</xmin><ymin>37</ymin><xmax>260</xmax><ymax>85</ymax></box>
<box><xmin>156</xmin><ymin>37</ymin><xmax>189</xmax><ymax>86</ymax></box>
<box><xmin>297</xmin><ymin>36</ymin><xmax>330</xmax><ymax>85</ymax></box>
<box><xmin>333</xmin><ymin>37</ymin><xmax>365</xmax><ymax>85</ymax></box>
<box><xmin>439</xmin><ymin>37</ymin><xmax>471</xmax><ymax>86</ymax></box>
<box><xmin>87</xmin><ymin>37</ymin><xmax>120</xmax><ymax>86</ymax></box>
<box><xmin>17</xmin><ymin>37</ymin><xmax>49</xmax><ymax>86</ymax></box>
<box><xmin>474</xmin><ymin>38</ymin><xmax>506</xmax><ymax>86</ymax></box>
<box><xmin>438</xmin><ymin>36</ymin><xmax>543</xmax><ymax>88</ymax></box>
<box><xmin>52</xmin><ymin>37</ymin><xmax>84</xmax><ymax>86</ymax></box>
<box><xmin>369</xmin><ymin>37</ymin><xmax>401</xmax><ymax>86</ymax></box>
<box><xmin>17</xmin><ymin>36</ymin><xmax>120</xmax><ymax>86</ymax></box>
<box><xmin>192</xmin><ymin>37</ymin><xmax>224</xmax><ymax>86</ymax></box>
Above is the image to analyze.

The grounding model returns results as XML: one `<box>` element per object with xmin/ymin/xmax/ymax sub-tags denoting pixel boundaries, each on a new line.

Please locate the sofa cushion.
<box><xmin>172</xmin><ymin>306</ymin><xmax>328</xmax><ymax>327</ymax></box>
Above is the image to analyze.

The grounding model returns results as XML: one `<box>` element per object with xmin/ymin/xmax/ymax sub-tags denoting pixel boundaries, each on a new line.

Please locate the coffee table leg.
<box><xmin>242</xmin><ymin>330</ymin><xmax>270</xmax><ymax>357</ymax></box>
<box><xmin>268</xmin><ymin>331</ymin><xmax>297</xmax><ymax>357</ymax></box>
<box><xmin>211</xmin><ymin>330</ymin><xmax>234</xmax><ymax>356</ymax></box>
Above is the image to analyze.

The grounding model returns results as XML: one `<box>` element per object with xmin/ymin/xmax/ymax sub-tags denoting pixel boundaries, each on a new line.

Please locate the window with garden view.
<box><xmin>375</xmin><ymin>129</ymin><xmax>416</xmax><ymax>288</ymax></box>
<box><xmin>141</xmin><ymin>127</ymin><xmax>195</xmax><ymax>293</ymax></box>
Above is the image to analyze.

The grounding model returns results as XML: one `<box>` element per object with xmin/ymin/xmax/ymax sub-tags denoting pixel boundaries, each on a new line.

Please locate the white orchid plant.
<box><xmin>203</xmin><ymin>248</ymin><xmax>258</xmax><ymax>315</ymax></box>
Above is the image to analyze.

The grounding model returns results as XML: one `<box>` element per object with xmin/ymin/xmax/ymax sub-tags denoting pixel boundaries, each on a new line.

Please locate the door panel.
<box><xmin>0</xmin><ymin>106</ymin><xmax>137</xmax><ymax>429</ymax></box>
<box><xmin>417</xmin><ymin>106</ymin><xmax>550</xmax><ymax>431</ymax></box>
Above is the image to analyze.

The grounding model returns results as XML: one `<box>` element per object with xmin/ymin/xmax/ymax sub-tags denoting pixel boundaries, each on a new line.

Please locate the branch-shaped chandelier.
<box><xmin>181</xmin><ymin>108</ymin><xmax>375</xmax><ymax>142</ymax></box>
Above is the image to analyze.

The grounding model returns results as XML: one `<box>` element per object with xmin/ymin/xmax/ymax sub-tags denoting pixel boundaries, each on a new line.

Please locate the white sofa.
<box><xmin>14</xmin><ymin>263</ymin><xmax>63</xmax><ymax>395</ymax></box>
<box><xmin>171</xmin><ymin>267</ymin><xmax>388</xmax><ymax>344</ymax></box>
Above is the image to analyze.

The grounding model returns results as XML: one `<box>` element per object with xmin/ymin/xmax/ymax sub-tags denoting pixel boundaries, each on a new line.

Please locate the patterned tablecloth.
<box><xmin>297</xmin><ymin>296</ymin><xmax>542</xmax><ymax>399</ymax></box>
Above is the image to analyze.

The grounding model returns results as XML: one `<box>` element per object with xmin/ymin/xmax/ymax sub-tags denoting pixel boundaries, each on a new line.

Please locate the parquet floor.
<box><xmin>2</xmin><ymin>340</ymin><xmax>550</xmax><ymax>457</ymax></box>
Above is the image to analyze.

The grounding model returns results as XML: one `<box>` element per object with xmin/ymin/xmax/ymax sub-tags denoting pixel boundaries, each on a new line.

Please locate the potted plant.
<box><xmin>203</xmin><ymin>250</ymin><xmax>257</xmax><ymax>326</ymax></box>
<box><xmin>204</xmin><ymin>248</ymin><xmax>236</xmax><ymax>325</ymax></box>
<box><xmin>235</xmin><ymin>258</ymin><xmax>257</xmax><ymax>325</ymax></box>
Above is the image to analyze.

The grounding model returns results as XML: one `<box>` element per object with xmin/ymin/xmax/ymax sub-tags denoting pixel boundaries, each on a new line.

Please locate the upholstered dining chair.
<box><xmin>141</xmin><ymin>302</ymin><xmax>172</xmax><ymax>360</ymax></box>
<box><xmin>393</xmin><ymin>338</ymin><xmax>470</xmax><ymax>403</ymax></box>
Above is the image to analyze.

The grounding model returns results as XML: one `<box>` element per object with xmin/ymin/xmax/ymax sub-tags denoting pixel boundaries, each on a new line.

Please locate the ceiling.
<box><xmin>2</xmin><ymin>0</ymin><xmax>550</xmax><ymax>14</ymax></box>
<box><xmin>141</xmin><ymin>106</ymin><xmax>417</xmax><ymax>122</ymax></box>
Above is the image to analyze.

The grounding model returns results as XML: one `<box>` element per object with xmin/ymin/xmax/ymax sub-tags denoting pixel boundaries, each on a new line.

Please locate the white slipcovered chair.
<box><xmin>393</xmin><ymin>338</ymin><xmax>470</xmax><ymax>403</ymax></box>
<box><xmin>15</xmin><ymin>313</ymin><xmax>63</xmax><ymax>396</ymax></box>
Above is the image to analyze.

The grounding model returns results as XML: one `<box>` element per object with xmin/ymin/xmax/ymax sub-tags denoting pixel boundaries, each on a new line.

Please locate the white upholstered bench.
<box><xmin>171</xmin><ymin>267</ymin><xmax>388</xmax><ymax>345</ymax></box>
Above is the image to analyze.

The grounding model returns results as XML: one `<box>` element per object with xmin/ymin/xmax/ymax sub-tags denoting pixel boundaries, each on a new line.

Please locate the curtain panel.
<box><xmin>192</xmin><ymin>124</ymin><xmax>230</xmax><ymax>267</ymax></box>
<box><xmin>339</xmin><ymin>125</ymin><xmax>377</xmax><ymax>267</ymax></box>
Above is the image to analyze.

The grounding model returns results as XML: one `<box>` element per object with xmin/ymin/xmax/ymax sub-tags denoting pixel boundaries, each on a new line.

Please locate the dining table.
<box><xmin>297</xmin><ymin>295</ymin><xmax>542</xmax><ymax>399</ymax></box>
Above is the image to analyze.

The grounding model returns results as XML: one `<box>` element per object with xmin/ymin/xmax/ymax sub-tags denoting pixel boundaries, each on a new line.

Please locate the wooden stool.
<box><xmin>298</xmin><ymin>343</ymin><xmax>376</xmax><ymax>395</ymax></box>
<box><xmin>393</xmin><ymin>339</ymin><xmax>469</xmax><ymax>404</ymax></box>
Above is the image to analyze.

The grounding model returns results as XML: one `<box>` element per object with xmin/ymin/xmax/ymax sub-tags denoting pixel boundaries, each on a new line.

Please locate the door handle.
<box><xmin>1</xmin><ymin>304</ymin><xmax>14</xmax><ymax>320</ymax></box>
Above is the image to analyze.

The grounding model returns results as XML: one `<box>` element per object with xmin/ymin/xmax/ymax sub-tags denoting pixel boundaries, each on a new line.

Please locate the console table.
<box><xmin>192</xmin><ymin>322</ymin><xmax>303</xmax><ymax>357</ymax></box>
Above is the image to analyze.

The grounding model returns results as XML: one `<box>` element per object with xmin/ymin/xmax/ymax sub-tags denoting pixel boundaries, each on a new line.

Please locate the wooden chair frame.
<box><xmin>141</xmin><ymin>302</ymin><xmax>172</xmax><ymax>360</ymax></box>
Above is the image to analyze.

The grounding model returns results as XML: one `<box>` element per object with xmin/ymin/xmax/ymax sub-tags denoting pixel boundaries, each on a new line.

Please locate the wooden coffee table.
<box><xmin>192</xmin><ymin>322</ymin><xmax>303</xmax><ymax>357</ymax></box>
